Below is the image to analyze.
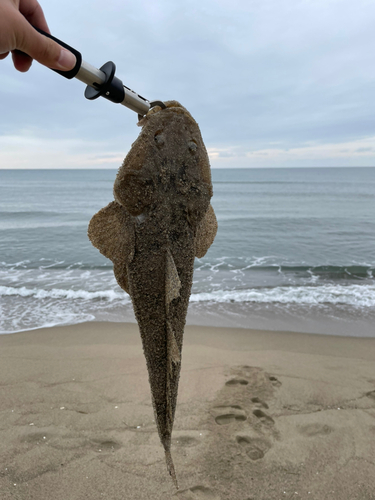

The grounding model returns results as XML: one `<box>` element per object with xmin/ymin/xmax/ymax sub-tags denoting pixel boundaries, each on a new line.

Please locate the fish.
<box><xmin>88</xmin><ymin>101</ymin><xmax>217</xmax><ymax>487</ymax></box>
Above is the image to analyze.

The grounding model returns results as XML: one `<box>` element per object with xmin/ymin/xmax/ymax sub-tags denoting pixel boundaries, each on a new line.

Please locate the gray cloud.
<box><xmin>356</xmin><ymin>147</ymin><xmax>374</xmax><ymax>153</ymax></box>
<box><xmin>1</xmin><ymin>0</ymin><xmax>375</xmax><ymax>168</ymax></box>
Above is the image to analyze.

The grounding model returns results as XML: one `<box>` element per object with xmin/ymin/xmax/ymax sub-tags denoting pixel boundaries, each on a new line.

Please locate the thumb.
<box><xmin>17</xmin><ymin>21</ymin><xmax>76</xmax><ymax>71</ymax></box>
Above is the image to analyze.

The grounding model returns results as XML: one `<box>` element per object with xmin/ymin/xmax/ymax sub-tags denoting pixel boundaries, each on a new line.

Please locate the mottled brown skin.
<box><xmin>88</xmin><ymin>101</ymin><xmax>217</xmax><ymax>487</ymax></box>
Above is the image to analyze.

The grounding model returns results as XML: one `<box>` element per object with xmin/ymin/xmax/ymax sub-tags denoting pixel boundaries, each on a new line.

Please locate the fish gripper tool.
<box><xmin>34</xmin><ymin>28</ymin><xmax>166</xmax><ymax>119</ymax></box>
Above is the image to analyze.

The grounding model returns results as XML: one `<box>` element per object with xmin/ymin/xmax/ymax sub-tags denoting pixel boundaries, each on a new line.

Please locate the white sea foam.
<box><xmin>0</xmin><ymin>285</ymin><xmax>129</xmax><ymax>302</ymax></box>
<box><xmin>1</xmin><ymin>281</ymin><xmax>374</xmax><ymax>335</ymax></box>
<box><xmin>0</xmin><ymin>315</ymin><xmax>95</xmax><ymax>335</ymax></box>
<box><xmin>190</xmin><ymin>284</ymin><xmax>375</xmax><ymax>308</ymax></box>
<box><xmin>1</xmin><ymin>283</ymin><xmax>374</xmax><ymax>308</ymax></box>
<box><xmin>0</xmin><ymin>285</ymin><xmax>132</xmax><ymax>334</ymax></box>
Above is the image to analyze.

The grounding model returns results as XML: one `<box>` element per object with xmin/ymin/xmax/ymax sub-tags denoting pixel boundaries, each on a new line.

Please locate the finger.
<box><xmin>18</xmin><ymin>0</ymin><xmax>50</xmax><ymax>33</ymax></box>
<box><xmin>12</xmin><ymin>49</ymin><xmax>33</xmax><ymax>72</ymax></box>
<box><xmin>15</xmin><ymin>17</ymin><xmax>76</xmax><ymax>71</ymax></box>
<box><xmin>0</xmin><ymin>52</ymin><xmax>10</xmax><ymax>60</ymax></box>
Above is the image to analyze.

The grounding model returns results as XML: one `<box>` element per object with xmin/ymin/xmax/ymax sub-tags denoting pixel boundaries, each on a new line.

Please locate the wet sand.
<box><xmin>0</xmin><ymin>322</ymin><xmax>374</xmax><ymax>499</ymax></box>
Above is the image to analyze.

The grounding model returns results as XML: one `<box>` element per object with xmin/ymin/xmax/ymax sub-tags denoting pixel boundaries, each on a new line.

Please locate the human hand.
<box><xmin>0</xmin><ymin>0</ymin><xmax>76</xmax><ymax>72</ymax></box>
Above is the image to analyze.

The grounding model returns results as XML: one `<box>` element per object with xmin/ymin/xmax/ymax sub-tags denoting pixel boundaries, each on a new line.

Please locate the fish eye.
<box><xmin>188</xmin><ymin>140</ymin><xmax>197</xmax><ymax>152</ymax></box>
<box><xmin>154</xmin><ymin>131</ymin><xmax>164</xmax><ymax>146</ymax></box>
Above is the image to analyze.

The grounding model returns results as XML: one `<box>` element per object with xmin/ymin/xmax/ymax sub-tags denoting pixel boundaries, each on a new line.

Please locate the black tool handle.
<box><xmin>27</xmin><ymin>27</ymin><xmax>155</xmax><ymax>116</ymax></box>
<box><xmin>34</xmin><ymin>27</ymin><xmax>82</xmax><ymax>79</ymax></box>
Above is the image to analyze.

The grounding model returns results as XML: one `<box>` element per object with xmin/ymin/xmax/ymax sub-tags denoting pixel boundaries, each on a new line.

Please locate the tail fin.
<box><xmin>164</xmin><ymin>248</ymin><xmax>181</xmax><ymax>489</ymax></box>
<box><xmin>165</xmin><ymin>448</ymin><xmax>179</xmax><ymax>489</ymax></box>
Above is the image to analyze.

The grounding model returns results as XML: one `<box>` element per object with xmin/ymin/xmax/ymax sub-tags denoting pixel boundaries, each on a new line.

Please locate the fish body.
<box><xmin>88</xmin><ymin>101</ymin><xmax>217</xmax><ymax>486</ymax></box>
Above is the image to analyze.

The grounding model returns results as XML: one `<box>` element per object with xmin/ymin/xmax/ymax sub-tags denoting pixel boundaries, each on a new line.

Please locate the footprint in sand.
<box><xmin>236</xmin><ymin>435</ymin><xmax>271</xmax><ymax>460</ymax></box>
<box><xmin>269</xmin><ymin>376</ymin><xmax>282</xmax><ymax>388</ymax></box>
<box><xmin>298</xmin><ymin>423</ymin><xmax>333</xmax><ymax>437</ymax></box>
<box><xmin>212</xmin><ymin>406</ymin><xmax>247</xmax><ymax>425</ymax></box>
<box><xmin>22</xmin><ymin>432</ymin><xmax>49</xmax><ymax>444</ymax></box>
<box><xmin>173</xmin><ymin>436</ymin><xmax>198</xmax><ymax>447</ymax></box>
<box><xmin>253</xmin><ymin>409</ymin><xmax>275</xmax><ymax>426</ymax></box>
<box><xmin>176</xmin><ymin>485</ymin><xmax>220</xmax><ymax>500</ymax></box>
<box><xmin>92</xmin><ymin>439</ymin><xmax>122</xmax><ymax>452</ymax></box>
<box><xmin>366</xmin><ymin>390</ymin><xmax>375</xmax><ymax>401</ymax></box>
<box><xmin>225</xmin><ymin>378</ymin><xmax>249</xmax><ymax>386</ymax></box>
<box><xmin>172</xmin><ymin>431</ymin><xmax>207</xmax><ymax>448</ymax></box>
<box><xmin>251</xmin><ymin>397</ymin><xmax>269</xmax><ymax>409</ymax></box>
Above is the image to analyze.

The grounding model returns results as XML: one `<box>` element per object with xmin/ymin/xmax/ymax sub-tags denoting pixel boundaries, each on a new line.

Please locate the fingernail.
<box><xmin>57</xmin><ymin>49</ymin><xmax>76</xmax><ymax>71</ymax></box>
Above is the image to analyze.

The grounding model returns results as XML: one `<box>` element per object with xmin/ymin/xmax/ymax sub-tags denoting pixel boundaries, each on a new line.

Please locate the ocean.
<box><xmin>0</xmin><ymin>167</ymin><xmax>374</xmax><ymax>337</ymax></box>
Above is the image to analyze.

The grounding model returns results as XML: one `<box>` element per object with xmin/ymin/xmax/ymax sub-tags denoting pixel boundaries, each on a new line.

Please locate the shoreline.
<box><xmin>0</xmin><ymin>321</ymin><xmax>375</xmax><ymax>499</ymax></box>
<box><xmin>2</xmin><ymin>321</ymin><xmax>375</xmax><ymax>363</ymax></box>
<box><xmin>2</xmin><ymin>319</ymin><xmax>375</xmax><ymax>347</ymax></box>
<box><xmin>2</xmin><ymin>298</ymin><xmax>375</xmax><ymax>338</ymax></box>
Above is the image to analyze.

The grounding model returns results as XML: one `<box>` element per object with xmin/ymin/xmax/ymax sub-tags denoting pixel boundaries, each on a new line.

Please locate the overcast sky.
<box><xmin>1</xmin><ymin>0</ymin><xmax>375</xmax><ymax>169</ymax></box>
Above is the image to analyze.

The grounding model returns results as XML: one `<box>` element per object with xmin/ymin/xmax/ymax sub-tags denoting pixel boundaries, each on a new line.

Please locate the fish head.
<box><xmin>114</xmin><ymin>101</ymin><xmax>213</xmax><ymax>228</ymax></box>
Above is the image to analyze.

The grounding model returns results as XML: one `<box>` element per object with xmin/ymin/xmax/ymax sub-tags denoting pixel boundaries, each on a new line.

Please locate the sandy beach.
<box><xmin>0</xmin><ymin>322</ymin><xmax>374</xmax><ymax>500</ymax></box>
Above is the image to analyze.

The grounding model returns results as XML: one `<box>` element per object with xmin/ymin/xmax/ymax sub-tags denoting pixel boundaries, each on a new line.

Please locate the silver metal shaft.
<box><xmin>75</xmin><ymin>60</ymin><xmax>151</xmax><ymax>116</ymax></box>
<box><xmin>121</xmin><ymin>87</ymin><xmax>150</xmax><ymax>115</ymax></box>
<box><xmin>75</xmin><ymin>60</ymin><xmax>106</xmax><ymax>87</ymax></box>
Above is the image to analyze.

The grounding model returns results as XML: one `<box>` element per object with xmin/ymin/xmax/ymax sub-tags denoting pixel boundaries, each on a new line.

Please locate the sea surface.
<box><xmin>0</xmin><ymin>167</ymin><xmax>374</xmax><ymax>336</ymax></box>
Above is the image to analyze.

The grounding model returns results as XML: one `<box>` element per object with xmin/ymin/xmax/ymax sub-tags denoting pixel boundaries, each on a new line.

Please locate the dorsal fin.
<box><xmin>165</xmin><ymin>248</ymin><xmax>181</xmax><ymax>305</ymax></box>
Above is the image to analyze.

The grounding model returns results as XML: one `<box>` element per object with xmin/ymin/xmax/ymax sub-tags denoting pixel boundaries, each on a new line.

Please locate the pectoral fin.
<box><xmin>88</xmin><ymin>201</ymin><xmax>134</xmax><ymax>293</ymax></box>
<box><xmin>195</xmin><ymin>204</ymin><xmax>218</xmax><ymax>258</ymax></box>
